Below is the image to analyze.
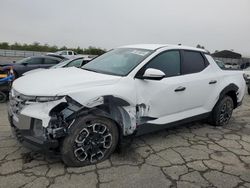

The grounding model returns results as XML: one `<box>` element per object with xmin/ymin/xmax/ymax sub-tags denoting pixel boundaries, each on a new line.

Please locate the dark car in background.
<box><xmin>0</xmin><ymin>56</ymin><xmax>64</xmax><ymax>78</ymax></box>
<box><xmin>23</xmin><ymin>57</ymin><xmax>93</xmax><ymax>75</ymax></box>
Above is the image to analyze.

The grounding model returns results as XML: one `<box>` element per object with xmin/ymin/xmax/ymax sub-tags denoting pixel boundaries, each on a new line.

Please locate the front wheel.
<box><xmin>61</xmin><ymin>115</ymin><xmax>119</xmax><ymax>167</ymax></box>
<box><xmin>209</xmin><ymin>96</ymin><xmax>234</xmax><ymax>126</ymax></box>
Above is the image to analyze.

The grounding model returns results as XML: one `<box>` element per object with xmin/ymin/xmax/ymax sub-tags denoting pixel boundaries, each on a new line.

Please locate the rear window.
<box><xmin>182</xmin><ymin>51</ymin><xmax>206</xmax><ymax>74</ymax></box>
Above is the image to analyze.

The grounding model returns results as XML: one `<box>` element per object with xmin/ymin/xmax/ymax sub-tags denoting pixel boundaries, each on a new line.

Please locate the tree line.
<box><xmin>0</xmin><ymin>42</ymin><xmax>106</xmax><ymax>55</ymax></box>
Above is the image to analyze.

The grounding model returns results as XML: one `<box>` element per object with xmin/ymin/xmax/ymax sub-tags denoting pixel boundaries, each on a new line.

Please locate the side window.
<box><xmin>68</xmin><ymin>51</ymin><xmax>73</xmax><ymax>55</ymax></box>
<box><xmin>60</xmin><ymin>51</ymin><xmax>67</xmax><ymax>55</ymax></box>
<box><xmin>26</xmin><ymin>58</ymin><xmax>43</xmax><ymax>65</ymax></box>
<box><xmin>66</xmin><ymin>59</ymin><xmax>83</xmax><ymax>67</ymax></box>
<box><xmin>145</xmin><ymin>50</ymin><xmax>181</xmax><ymax>77</ymax></box>
<box><xmin>44</xmin><ymin>58</ymin><xmax>59</xmax><ymax>64</ymax></box>
<box><xmin>182</xmin><ymin>51</ymin><xmax>206</xmax><ymax>74</ymax></box>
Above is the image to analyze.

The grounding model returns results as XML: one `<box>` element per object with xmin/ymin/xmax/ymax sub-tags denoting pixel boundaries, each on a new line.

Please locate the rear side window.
<box><xmin>182</xmin><ymin>51</ymin><xmax>206</xmax><ymax>74</ymax></box>
<box><xmin>145</xmin><ymin>50</ymin><xmax>181</xmax><ymax>77</ymax></box>
<box><xmin>26</xmin><ymin>58</ymin><xmax>43</xmax><ymax>65</ymax></box>
<box><xmin>44</xmin><ymin>58</ymin><xmax>59</xmax><ymax>64</ymax></box>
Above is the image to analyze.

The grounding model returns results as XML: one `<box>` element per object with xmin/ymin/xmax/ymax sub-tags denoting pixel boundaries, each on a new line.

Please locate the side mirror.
<box><xmin>142</xmin><ymin>68</ymin><xmax>165</xmax><ymax>80</ymax></box>
<box><xmin>22</xmin><ymin>62</ymin><xmax>28</xmax><ymax>66</ymax></box>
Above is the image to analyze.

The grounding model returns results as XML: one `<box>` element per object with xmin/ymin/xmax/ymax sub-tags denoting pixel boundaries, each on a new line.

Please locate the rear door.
<box><xmin>19</xmin><ymin>57</ymin><xmax>43</xmax><ymax>75</ymax></box>
<box><xmin>178</xmin><ymin>50</ymin><xmax>217</xmax><ymax>114</ymax></box>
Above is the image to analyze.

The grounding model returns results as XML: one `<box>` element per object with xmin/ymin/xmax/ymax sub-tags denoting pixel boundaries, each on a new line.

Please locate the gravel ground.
<box><xmin>0</xmin><ymin>93</ymin><xmax>250</xmax><ymax>188</ymax></box>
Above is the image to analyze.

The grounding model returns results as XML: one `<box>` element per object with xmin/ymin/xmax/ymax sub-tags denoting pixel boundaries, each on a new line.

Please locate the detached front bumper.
<box><xmin>7</xmin><ymin>97</ymin><xmax>66</xmax><ymax>152</ymax></box>
<box><xmin>7</xmin><ymin>93</ymin><xmax>83</xmax><ymax>152</ymax></box>
<box><xmin>8</xmin><ymin>111</ymin><xmax>59</xmax><ymax>152</ymax></box>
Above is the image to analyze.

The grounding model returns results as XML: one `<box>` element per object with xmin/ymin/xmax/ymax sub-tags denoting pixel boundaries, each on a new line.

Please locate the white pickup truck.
<box><xmin>8</xmin><ymin>44</ymin><xmax>246</xmax><ymax>166</ymax></box>
<box><xmin>47</xmin><ymin>50</ymin><xmax>78</xmax><ymax>59</ymax></box>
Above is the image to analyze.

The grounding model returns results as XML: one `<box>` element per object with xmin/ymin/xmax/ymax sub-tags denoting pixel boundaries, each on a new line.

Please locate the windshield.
<box><xmin>82</xmin><ymin>48</ymin><xmax>153</xmax><ymax>76</ymax></box>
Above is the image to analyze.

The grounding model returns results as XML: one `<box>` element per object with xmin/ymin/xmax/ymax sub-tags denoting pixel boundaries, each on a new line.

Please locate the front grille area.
<box><xmin>13</xmin><ymin>126</ymin><xmax>24</xmax><ymax>142</ymax></box>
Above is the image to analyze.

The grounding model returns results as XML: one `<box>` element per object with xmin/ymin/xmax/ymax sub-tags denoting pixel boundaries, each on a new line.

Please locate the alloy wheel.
<box><xmin>74</xmin><ymin>123</ymin><xmax>112</xmax><ymax>163</ymax></box>
<box><xmin>219</xmin><ymin>99</ymin><xmax>233</xmax><ymax>125</ymax></box>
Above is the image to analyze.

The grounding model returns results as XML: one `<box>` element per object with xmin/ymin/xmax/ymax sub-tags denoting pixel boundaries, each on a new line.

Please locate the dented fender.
<box><xmin>66</xmin><ymin>95</ymin><xmax>138</xmax><ymax>135</ymax></box>
<box><xmin>19</xmin><ymin>95</ymin><xmax>154</xmax><ymax>137</ymax></box>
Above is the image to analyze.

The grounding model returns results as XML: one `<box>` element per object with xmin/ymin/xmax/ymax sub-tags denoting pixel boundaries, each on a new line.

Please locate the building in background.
<box><xmin>212</xmin><ymin>50</ymin><xmax>249</xmax><ymax>69</ymax></box>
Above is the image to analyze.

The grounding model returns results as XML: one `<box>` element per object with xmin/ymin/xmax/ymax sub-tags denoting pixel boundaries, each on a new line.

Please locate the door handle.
<box><xmin>175</xmin><ymin>86</ymin><xmax>186</xmax><ymax>92</ymax></box>
<box><xmin>209</xmin><ymin>80</ymin><xmax>217</xmax><ymax>84</ymax></box>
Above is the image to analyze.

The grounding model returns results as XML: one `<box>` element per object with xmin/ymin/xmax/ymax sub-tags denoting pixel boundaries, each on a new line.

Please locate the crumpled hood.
<box><xmin>13</xmin><ymin>67</ymin><xmax>121</xmax><ymax>96</ymax></box>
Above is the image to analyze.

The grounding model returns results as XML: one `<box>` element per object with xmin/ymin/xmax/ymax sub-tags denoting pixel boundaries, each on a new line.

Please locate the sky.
<box><xmin>0</xmin><ymin>0</ymin><xmax>250</xmax><ymax>57</ymax></box>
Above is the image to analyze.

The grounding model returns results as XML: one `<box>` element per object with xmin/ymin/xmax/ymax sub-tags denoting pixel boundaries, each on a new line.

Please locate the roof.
<box><xmin>212</xmin><ymin>50</ymin><xmax>242</xmax><ymax>59</ymax></box>
<box><xmin>119</xmin><ymin>44</ymin><xmax>207</xmax><ymax>52</ymax></box>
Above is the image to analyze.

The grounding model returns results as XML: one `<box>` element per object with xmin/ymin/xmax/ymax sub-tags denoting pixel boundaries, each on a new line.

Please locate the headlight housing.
<box><xmin>32</xmin><ymin>118</ymin><xmax>44</xmax><ymax>137</ymax></box>
<box><xmin>15</xmin><ymin>93</ymin><xmax>64</xmax><ymax>103</ymax></box>
<box><xmin>36</xmin><ymin>96</ymin><xmax>64</xmax><ymax>102</ymax></box>
<box><xmin>10</xmin><ymin>89</ymin><xmax>64</xmax><ymax>103</ymax></box>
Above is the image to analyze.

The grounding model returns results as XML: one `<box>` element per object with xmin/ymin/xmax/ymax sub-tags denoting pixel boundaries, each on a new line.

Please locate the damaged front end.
<box><xmin>46</xmin><ymin>97</ymin><xmax>83</xmax><ymax>140</ymax></box>
<box><xmin>8</xmin><ymin>92</ymin><xmax>83</xmax><ymax>152</ymax></box>
<box><xmin>8</xmin><ymin>91</ymin><xmax>144</xmax><ymax>152</ymax></box>
<box><xmin>47</xmin><ymin>95</ymin><xmax>139</xmax><ymax>138</ymax></box>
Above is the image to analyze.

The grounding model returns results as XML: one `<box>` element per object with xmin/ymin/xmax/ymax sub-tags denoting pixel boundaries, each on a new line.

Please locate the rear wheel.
<box><xmin>209</xmin><ymin>96</ymin><xmax>234</xmax><ymax>126</ymax></box>
<box><xmin>61</xmin><ymin>115</ymin><xmax>119</xmax><ymax>167</ymax></box>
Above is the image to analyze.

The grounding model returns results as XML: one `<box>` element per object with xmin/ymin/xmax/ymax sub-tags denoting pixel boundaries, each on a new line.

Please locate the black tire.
<box><xmin>61</xmin><ymin>115</ymin><xmax>119</xmax><ymax>167</ymax></box>
<box><xmin>209</xmin><ymin>96</ymin><xmax>234</xmax><ymax>126</ymax></box>
<box><xmin>13</xmin><ymin>70</ymin><xmax>18</xmax><ymax>79</ymax></box>
<box><xmin>248</xmin><ymin>86</ymin><xmax>250</xmax><ymax>95</ymax></box>
<box><xmin>0</xmin><ymin>91</ymin><xmax>7</xmax><ymax>103</ymax></box>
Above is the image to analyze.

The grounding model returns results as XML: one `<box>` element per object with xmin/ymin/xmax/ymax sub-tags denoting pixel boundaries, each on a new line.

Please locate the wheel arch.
<box><xmin>218</xmin><ymin>83</ymin><xmax>239</xmax><ymax>108</ymax></box>
<box><xmin>64</xmin><ymin>95</ymin><xmax>137</xmax><ymax>137</ymax></box>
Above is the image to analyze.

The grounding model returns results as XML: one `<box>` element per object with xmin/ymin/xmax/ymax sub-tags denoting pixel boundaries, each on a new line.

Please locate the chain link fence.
<box><xmin>0</xmin><ymin>49</ymin><xmax>48</xmax><ymax>57</ymax></box>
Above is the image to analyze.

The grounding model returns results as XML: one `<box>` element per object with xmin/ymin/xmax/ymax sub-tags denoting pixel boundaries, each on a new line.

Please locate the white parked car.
<box><xmin>8</xmin><ymin>44</ymin><xmax>246</xmax><ymax>166</ymax></box>
<box><xmin>243</xmin><ymin>66</ymin><xmax>250</xmax><ymax>81</ymax></box>
<box><xmin>224</xmin><ymin>62</ymin><xmax>239</xmax><ymax>69</ymax></box>
<box><xmin>243</xmin><ymin>66</ymin><xmax>250</xmax><ymax>94</ymax></box>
